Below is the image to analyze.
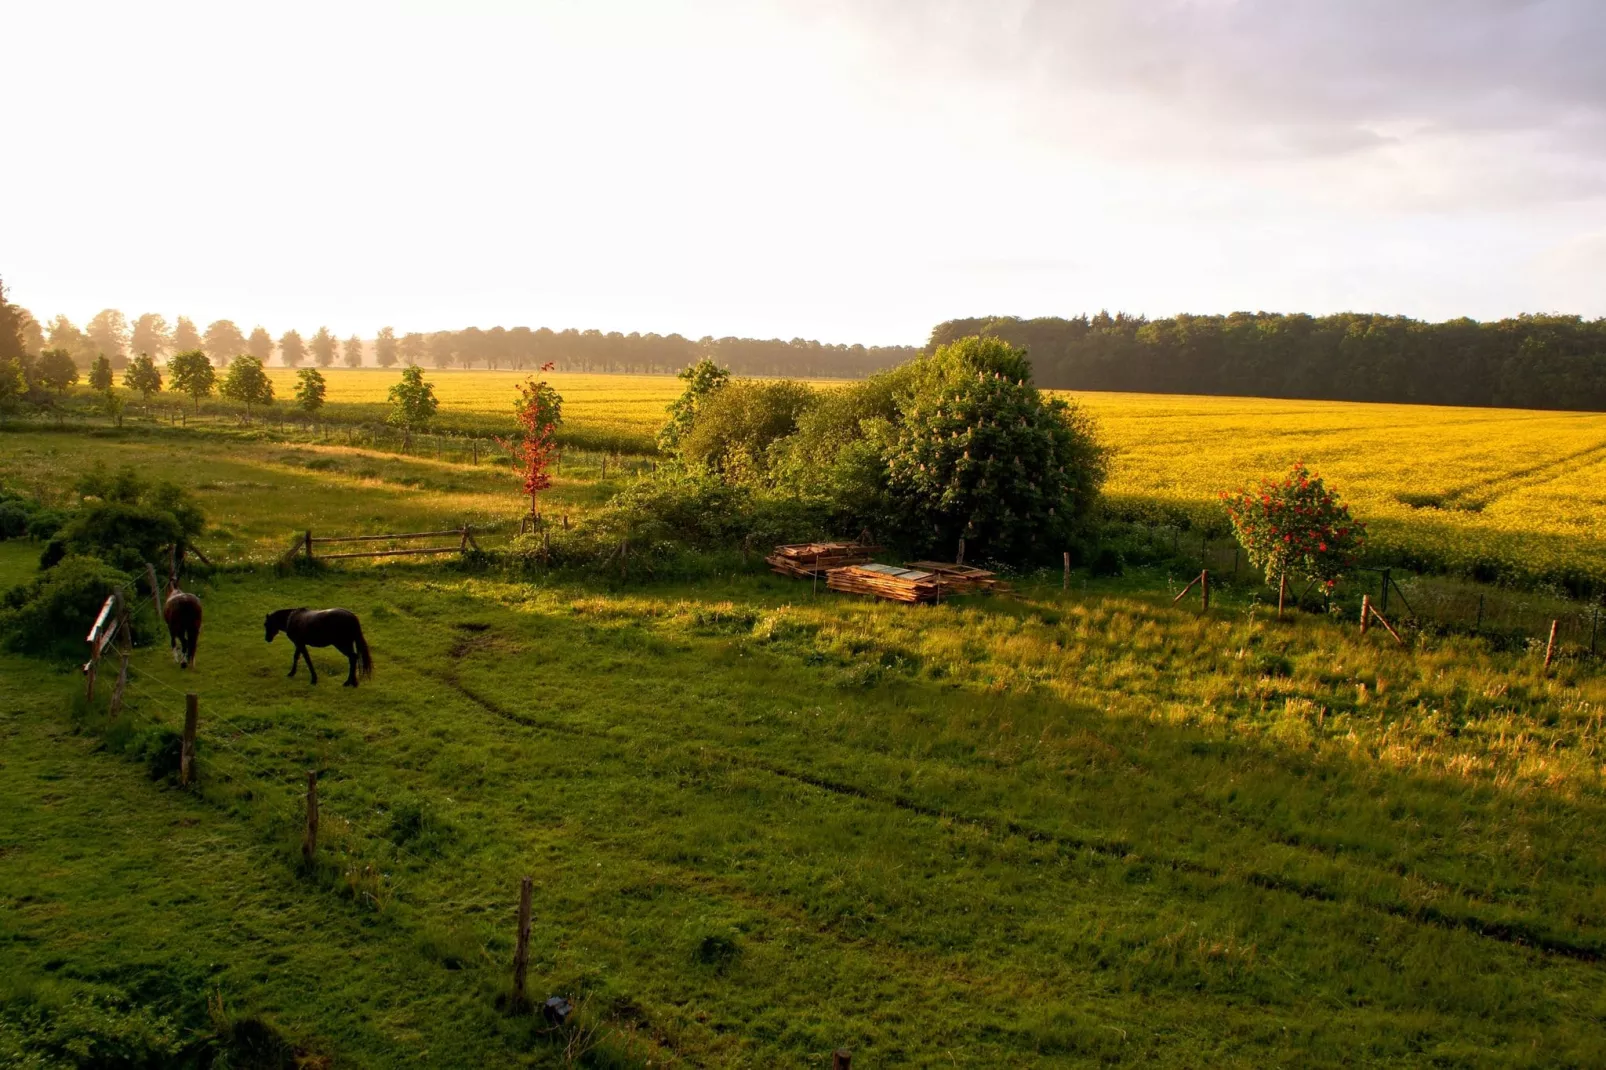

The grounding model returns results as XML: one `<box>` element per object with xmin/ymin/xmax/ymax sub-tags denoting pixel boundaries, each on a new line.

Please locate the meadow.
<box><xmin>2</xmin><ymin>420</ymin><xmax>1605</xmax><ymax>1066</ymax></box>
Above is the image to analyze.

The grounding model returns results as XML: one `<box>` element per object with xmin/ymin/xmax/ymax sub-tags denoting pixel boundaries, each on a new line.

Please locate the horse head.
<box><xmin>265</xmin><ymin>609</ymin><xmax>288</xmax><ymax>642</ymax></box>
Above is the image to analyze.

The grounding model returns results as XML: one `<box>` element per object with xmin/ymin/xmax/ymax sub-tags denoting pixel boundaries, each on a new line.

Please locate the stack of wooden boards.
<box><xmin>765</xmin><ymin>541</ymin><xmax>879</xmax><ymax>579</ymax></box>
<box><xmin>827</xmin><ymin>563</ymin><xmax>948</xmax><ymax>602</ymax></box>
<box><xmin>903</xmin><ymin>562</ymin><xmax>1009</xmax><ymax>595</ymax></box>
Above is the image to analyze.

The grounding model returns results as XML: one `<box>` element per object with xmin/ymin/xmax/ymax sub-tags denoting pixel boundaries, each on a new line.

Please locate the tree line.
<box><xmin>929</xmin><ymin>312</ymin><xmax>1606</xmax><ymax>411</ymax></box>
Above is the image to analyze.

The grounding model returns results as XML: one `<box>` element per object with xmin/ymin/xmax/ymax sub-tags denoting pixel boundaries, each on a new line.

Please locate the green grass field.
<box><xmin>2</xmin><ymin>426</ymin><xmax>1605</xmax><ymax>1066</ymax></box>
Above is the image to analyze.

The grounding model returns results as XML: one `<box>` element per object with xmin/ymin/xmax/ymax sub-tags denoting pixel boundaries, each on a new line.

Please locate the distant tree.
<box><xmin>294</xmin><ymin>366</ymin><xmax>327</xmax><ymax>414</ymax></box>
<box><xmin>386</xmin><ymin>365</ymin><xmax>437</xmax><ymax>446</ymax></box>
<box><xmin>247</xmin><ymin>326</ymin><xmax>274</xmax><ymax>364</ymax></box>
<box><xmin>171</xmin><ymin>316</ymin><xmax>203</xmax><ymax>354</ymax></box>
<box><xmin>36</xmin><ymin>349</ymin><xmax>80</xmax><ymax>395</ymax></box>
<box><xmin>220</xmin><ymin>356</ymin><xmax>275</xmax><ymax>417</ymax></box>
<box><xmin>1222</xmin><ymin>461</ymin><xmax>1365</xmax><ymax>615</ymax></box>
<box><xmin>130</xmin><ymin>313</ymin><xmax>171</xmax><ymax>360</ymax></box>
<box><xmin>17</xmin><ymin>310</ymin><xmax>44</xmax><ymax>357</ymax></box>
<box><xmin>398</xmin><ymin>332</ymin><xmax>427</xmax><ymax>366</ymax></box>
<box><xmin>0</xmin><ymin>276</ymin><xmax>28</xmax><ymax>366</ymax></box>
<box><xmin>342</xmin><ymin>335</ymin><xmax>363</xmax><ymax>368</ymax></box>
<box><xmin>89</xmin><ymin>354</ymin><xmax>114</xmax><ymax>392</ymax></box>
<box><xmin>167</xmin><ymin>350</ymin><xmax>216</xmax><ymax>411</ymax></box>
<box><xmin>85</xmin><ymin>310</ymin><xmax>130</xmax><ymax>369</ymax></box>
<box><xmin>0</xmin><ymin>356</ymin><xmax>23</xmax><ymax>416</ymax></box>
<box><xmin>47</xmin><ymin>316</ymin><xmax>92</xmax><ymax>367</ymax></box>
<box><xmin>374</xmin><ymin>326</ymin><xmax>398</xmax><ymax>368</ymax></box>
<box><xmin>658</xmin><ymin>357</ymin><xmax>731</xmax><ymax>454</ymax></box>
<box><xmin>203</xmin><ymin>319</ymin><xmax>247</xmax><ymax>367</ymax></box>
<box><xmin>310</xmin><ymin>326</ymin><xmax>337</xmax><ymax>367</ymax></box>
<box><xmin>428</xmin><ymin>332</ymin><xmax>456</xmax><ymax>369</ymax></box>
<box><xmin>122</xmin><ymin>353</ymin><xmax>163</xmax><ymax>406</ymax></box>
<box><xmin>278</xmin><ymin>329</ymin><xmax>306</xmax><ymax>367</ymax></box>
<box><xmin>496</xmin><ymin>363</ymin><xmax>563</xmax><ymax>520</ymax></box>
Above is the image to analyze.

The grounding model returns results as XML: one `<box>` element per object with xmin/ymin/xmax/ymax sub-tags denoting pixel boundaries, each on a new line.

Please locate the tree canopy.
<box><xmin>221</xmin><ymin>356</ymin><xmax>275</xmax><ymax>413</ymax></box>
<box><xmin>167</xmin><ymin>350</ymin><xmax>216</xmax><ymax>410</ymax></box>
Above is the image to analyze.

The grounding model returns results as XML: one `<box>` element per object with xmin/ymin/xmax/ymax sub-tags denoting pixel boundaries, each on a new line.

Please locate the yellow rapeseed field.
<box><xmin>267</xmin><ymin>369</ymin><xmax>1606</xmax><ymax>583</ymax></box>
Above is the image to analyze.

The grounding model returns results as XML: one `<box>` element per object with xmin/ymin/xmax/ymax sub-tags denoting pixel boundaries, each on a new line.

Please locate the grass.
<box><xmin>2</xmin><ymin>427</ymin><xmax>1605</xmax><ymax>1065</ymax></box>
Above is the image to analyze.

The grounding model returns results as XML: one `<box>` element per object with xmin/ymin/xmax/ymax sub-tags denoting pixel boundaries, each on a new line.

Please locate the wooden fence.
<box><xmin>280</xmin><ymin>525</ymin><xmax>481</xmax><ymax>565</ymax></box>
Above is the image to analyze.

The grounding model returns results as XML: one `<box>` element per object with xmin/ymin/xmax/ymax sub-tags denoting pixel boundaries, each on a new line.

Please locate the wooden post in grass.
<box><xmin>1200</xmin><ymin>569</ymin><xmax>1209</xmax><ymax>612</ymax></box>
<box><xmin>145</xmin><ymin>563</ymin><xmax>164</xmax><ymax>619</ymax></box>
<box><xmin>1476</xmin><ymin>594</ymin><xmax>1484</xmax><ymax>633</ymax></box>
<box><xmin>472</xmin><ymin>439</ymin><xmax>479</xmax><ymax>465</ymax></box>
<box><xmin>181</xmin><ymin>694</ymin><xmax>198</xmax><ymax>787</ymax></box>
<box><xmin>108</xmin><ymin>648</ymin><xmax>130</xmax><ymax>718</ymax></box>
<box><xmin>1592</xmin><ymin>606</ymin><xmax>1599</xmax><ymax>655</ymax></box>
<box><xmin>1360</xmin><ymin>594</ymin><xmax>1372</xmax><ymax>636</ymax></box>
<box><xmin>1543</xmin><ymin>619</ymin><xmax>1559</xmax><ymax>673</ymax></box>
<box><xmin>1277</xmin><ymin>572</ymin><xmax>1287</xmax><ymax>620</ymax></box>
<box><xmin>832</xmin><ymin>1050</ymin><xmax>852</xmax><ymax>1069</ymax></box>
<box><xmin>1380</xmin><ymin>568</ymin><xmax>1391</xmax><ymax>615</ymax></box>
<box><xmin>956</xmin><ymin>538</ymin><xmax>965</xmax><ymax>567</ymax></box>
<box><xmin>1232</xmin><ymin>546</ymin><xmax>1240</xmax><ymax>580</ymax></box>
<box><xmin>513</xmin><ymin>875</ymin><xmax>533</xmax><ymax>1008</ymax></box>
<box><xmin>303</xmin><ymin>771</ymin><xmax>319</xmax><ymax>863</ymax></box>
<box><xmin>1063</xmin><ymin>551</ymin><xmax>1070</xmax><ymax>591</ymax></box>
<box><xmin>303</xmin><ymin>529</ymin><xmax>314</xmax><ymax>561</ymax></box>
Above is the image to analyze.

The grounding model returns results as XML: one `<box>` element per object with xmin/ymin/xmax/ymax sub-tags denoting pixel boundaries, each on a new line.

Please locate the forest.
<box><xmin>931</xmin><ymin>312</ymin><xmax>1606</xmax><ymax>411</ymax></box>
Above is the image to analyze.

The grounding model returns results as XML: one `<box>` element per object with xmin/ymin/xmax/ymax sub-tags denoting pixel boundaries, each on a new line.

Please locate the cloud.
<box><xmin>802</xmin><ymin>0</ymin><xmax>1606</xmax><ymax>206</ymax></box>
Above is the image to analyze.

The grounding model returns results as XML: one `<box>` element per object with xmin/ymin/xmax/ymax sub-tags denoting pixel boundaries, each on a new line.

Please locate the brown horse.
<box><xmin>164</xmin><ymin>582</ymin><xmax>203</xmax><ymax>668</ymax></box>
<box><xmin>265</xmin><ymin>608</ymin><xmax>373</xmax><ymax>687</ymax></box>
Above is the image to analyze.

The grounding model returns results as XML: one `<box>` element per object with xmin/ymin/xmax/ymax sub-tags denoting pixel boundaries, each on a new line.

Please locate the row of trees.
<box><xmin>6</xmin><ymin>301</ymin><xmax>919</xmax><ymax>378</ymax></box>
<box><xmin>929</xmin><ymin>312</ymin><xmax>1606</xmax><ymax>411</ymax></box>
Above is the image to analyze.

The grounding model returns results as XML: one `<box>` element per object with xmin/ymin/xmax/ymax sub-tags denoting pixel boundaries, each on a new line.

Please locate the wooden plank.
<box><xmin>86</xmin><ymin>595</ymin><xmax>116</xmax><ymax>643</ymax></box>
<box><xmin>312</xmin><ymin>529</ymin><xmax>471</xmax><ymax>543</ymax></box>
<box><xmin>315</xmin><ymin>546</ymin><xmax>463</xmax><ymax>560</ymax></box>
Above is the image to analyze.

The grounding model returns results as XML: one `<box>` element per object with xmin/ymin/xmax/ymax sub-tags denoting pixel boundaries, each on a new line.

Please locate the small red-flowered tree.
<box><xmin>1221</xmin><ymin>461</ymin><xmax>1365</xmax><ymax>617</ymax></box>
<box><xmin>499</xmin><ymin>362</ymin><xmax>563</xmax><ymax>525</ymax></box>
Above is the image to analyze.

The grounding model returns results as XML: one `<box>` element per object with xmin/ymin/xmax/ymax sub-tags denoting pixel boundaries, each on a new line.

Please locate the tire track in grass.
<box><xmin>437</xmin><ymin>671</ymin><xmax>1604</xmax><ymax>964</ymax></box>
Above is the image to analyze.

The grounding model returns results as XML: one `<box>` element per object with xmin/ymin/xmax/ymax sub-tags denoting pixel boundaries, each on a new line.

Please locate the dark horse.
<box><xmin>264</xmin><ymin>608</ymin><xmax>373</xmax><ymax>687</ymax></box>
<box><xmin>164</xmin><ymin>582</ymin><xmax>203</xmax><ymax>669</ymax></box>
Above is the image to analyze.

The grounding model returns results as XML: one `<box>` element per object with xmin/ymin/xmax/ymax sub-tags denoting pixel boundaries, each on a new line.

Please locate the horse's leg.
<box><xmin>303</xmin><ymin>646</ymin><xmax>319</xmax><ymax>685</ymax></box>
<box><xmin>335</xmin><ymin>640</ymin><xmax>358</xmax><ymax>686</ymax></box>
<box><xmin>288</xmin><ymin>645</ymin><xmax>301</xmax><ymax>677</ymax></box>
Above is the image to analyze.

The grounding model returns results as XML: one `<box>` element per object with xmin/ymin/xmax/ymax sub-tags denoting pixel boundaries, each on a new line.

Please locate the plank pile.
<box><xmin>904</xmin><ymin>562</ymin><xmax>1008</xmax><ymax>594</ymax></box>
<box><xmin>827</xmin><ymin>563</ymin><xmax>949</xmax><ymax>603</ymax></box>
<box><xmin>766</xmin><ymin>541</ymin><xmax>879</xmax><ymax>579</ymax></box>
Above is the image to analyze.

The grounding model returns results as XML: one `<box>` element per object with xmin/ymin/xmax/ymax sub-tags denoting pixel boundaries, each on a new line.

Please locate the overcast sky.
<box><xmin>3</xmin><ymin>0</ymin><xmax>1603</xmax><ymax>345</ymax></box>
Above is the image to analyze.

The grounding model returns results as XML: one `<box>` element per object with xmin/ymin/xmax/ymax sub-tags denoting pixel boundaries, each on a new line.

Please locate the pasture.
<box><xmin>238</xmin><ymin>369</ymin><xmax>1606</xmax><ymax>589</ymax></box>
<box><xmin>2</xmin><ymin>419</ymin><xmax>1605</xmax><ymax>1066</ymax></box>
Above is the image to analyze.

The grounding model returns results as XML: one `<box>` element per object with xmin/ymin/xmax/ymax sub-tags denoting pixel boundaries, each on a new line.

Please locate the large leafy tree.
<box><xmin>0</xmin><ymin>276</ymin><xmax>28</xmax><ymax>366</ymax></box>
<box><xmin>387</xmin><ymin>365</ymin><xmax>437</xmax><ymax>444</ymax></box>
<box><xmin>658</xmin><ymin>357</ymin><xmax>730</xmax><ymax>453</ymax></box>
<box><xmin>428</xmin><ymin>332</ymin><xmax>456</xmax><ymax>370</ymax></box>
<box><xmin>278</xmin><ymin>329</ymin><xmax>306</xmax><ymax>368</ymax></box>
<box><xmin>130</xmin><ymin>313</ymin><xmax>171</xmax><ymax>359</ymax></box>
<box><xmin>374</xmin><ymin>326</ymin><xmax>398</xmax><ymax>368</ymax></box>
<box><xmin>398</xmin><ymin>332</ymin><xmax>427</xmax><ymax>366</ymax></box>
<box><xmin>122</xmin><ymin>353</ymin><xmax>163</xmax><ymax>405</ymax></box>
<box><xmin>89</xmin><ymin>354</ymin><xmax>114</xmax><ymax>392</ymax></box>
<box><xmin>171</xmin><ymin>316</ymin><xmax>203</xmax><ymax>353</ymax></box>
<box><xmin>203</xmin><ymin>319</ymin><xmax>247</xmax><ymax>367</ymax></box>
<box><xmin>221</xmin><ymin>356</ymin><xmax>275</xmax><ymax>416</ymax></box>
<box><xmin>294</xmin><ymin>367</ymin><xmax>326</xmax><ymax>414</ymax></box>
<box><xmin>167</xmin><ymin>350</ymin><xmax>216</xmax><ymax>411</ymax></box>
<box><xmin>36</xmin><ymin>349</ymin><xmax>80</xmax><ymax>394</ymax></box>
<box><xmin>310</xmin><ymin>326</ymin><xmax>337</xmax><ymax>367</ymax></box>
<box><xmin>85</xmin><ymin>310</ymin><xmax>130</xmax><ymax>369</ymax></box>
<box><xmin>342</xmin><ymin>335</ymin><xmax>364</xmax><ymax>368</ymax></box>
<box><xmin>881</xmin><ymin>336</ymin><xmax>1108</xmax><ymax>563</ymax></box>
<box><xmin>677</xmin><ymin>379</ymin><xmax>815</xmax><ymax>481</ymax></box>
<box><xmin>47</xmin><ymin>316</ymin><xmax>94</xmax><ymax>368</ymax></box>
<box><xmin>247</xmin><ymin>326</ymin><xmax>274</xmax><ymax>364</ymax></box>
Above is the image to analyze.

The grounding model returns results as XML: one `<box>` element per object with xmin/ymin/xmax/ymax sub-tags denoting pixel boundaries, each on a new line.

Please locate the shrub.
<box><xmin>658</xmin><ymin>357</ymin><xmax>730</xmax><ymax>454</ymax></box>
<box><xmin>0</xmin><ymin>500</ymin><xmax>32</xmax><ymax>539</ymax></box>
<box><xmin>41</xmin><ymin>466</ymin><xmax>205</xmax><ymax>571</ymax></box>
<box><xmin>1221</xmin><ymin>461</ymin><xmax>1365</xmax><ymax>593</ymax></box>
<box><xmin>0</xmin><ymin>555</ymin><xmax>132</xmax><ymax>658</ymax></box>
<box><xmin>678</xmin><ymin>378</ymin><xmax>817</xmax><ymax>480</ymax></box>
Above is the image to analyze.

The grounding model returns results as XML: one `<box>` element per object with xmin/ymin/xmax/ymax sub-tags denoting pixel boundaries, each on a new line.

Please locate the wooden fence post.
<box><xmin>1277</xmin><ymin>572</ymin><xmax>1287</xmax><ymax>620</ymax></box>
<box><xmin>956</xmin><ymin>538</ymin><xmax>965</xmax><ymax>567</ymax></box>
<box><xmin>303</xmin><ymin>771</ymin><xmax>319</xmax><ymax>863</ymax></box>
<box><xmin>304</xmin><ymin>530</ymin><xmax>313</xmax><ymax>561</ymax></box>
<box><xmin>1475</xmin><ymin>594</ymin><xmax>1484</xmax><ymax>633</ymax></box>
<box><xmin>1200</xmin><ymin>569</ymin><xmax>1209</xmax><ymax>612</ymax></box>
<box><xmin>1063</xmin><ymin>551</ymin><xmax>1070</xmax><ymax>591</ymax></box>
<box><xmin>1380</xmin><ymin>568</ymin><xmax>1391</xmax><ymax>615</ymax></box>
<box><xmin>1591</xmin><ymin>605</ymin><xmax>1599</xmax><ymax>656</ymax></box>
<box><xmin>1232</xmin><ymin>546</ymin><xmax>1240</xmax><ymax>580</ymax></box>
<box><xmin>513</xmin><ymin>875</ymin><xmax>533</xmax><ymax>1008</ymax></box>
<box><xmin>145</xmin><ymin>563</ymin><xmax>164</xmax><ymax>619</ymax></box>
<box><xmin>833</xmin><ymin>1049</ymin><xmax>852</xmax><ymax>1069</ymax></box>
<box><xmin>1360</xmin><ymin>594</ymin><xmax>1371</xmax><ymax>636</ymax></box>
<box><xmin>181</xmin><ymin>694</ymin><xmax>198</xmax><ymax>786</ymax></box>
<box><xmin>1543</xmin><ymin>619</ymin><xmax>1559</xmax><ymax>673</ymax></box>
<box><xmin>108</xmin><ymin>649</ymin><xmax>130</xmax><ymax>718</ymax></box>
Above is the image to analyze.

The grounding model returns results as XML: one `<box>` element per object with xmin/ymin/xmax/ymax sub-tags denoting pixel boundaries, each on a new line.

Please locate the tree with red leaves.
<box><xmin>1221</xmin><ymin>461</ymin><xmax>1364</xmax><ymax>616</ymax></box>
<box><xmin>499</xmin><ymin>363</ymin><xmax>563</xmax><ymax>523</ymax></box>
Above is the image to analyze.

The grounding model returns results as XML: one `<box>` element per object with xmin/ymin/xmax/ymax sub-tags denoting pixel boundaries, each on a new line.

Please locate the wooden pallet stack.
<box><xmin>827</xmin><ymin>563</ymin><xmax>949</xmax><ymax>603</ymax></box>
<box><xmin>766</xmin><ymin>541</ymin><xmax>879</xmax><ymax>579</ymax></box>
<box><xmin>903</xmin><ymin>562</ymin><xmax>1007</xmax><ymax>594</ymax></box>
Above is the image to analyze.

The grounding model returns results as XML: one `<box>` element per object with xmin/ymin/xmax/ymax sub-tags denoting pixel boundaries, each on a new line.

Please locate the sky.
<box><xmin>3</xmin><ymin>0</ymin><xmax>1603</xmax><ymax>346</ymax></box>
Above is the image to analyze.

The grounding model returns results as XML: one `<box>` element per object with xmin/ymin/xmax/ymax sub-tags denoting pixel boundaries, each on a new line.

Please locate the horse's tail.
<box><xmin>354</xmin><ymin>623</ymin><xmax>374</xmax><ymax>680</ymax></box>
<box><xmin>187</xmin><ymin>616</ymin><xmax>201</xmax><ymax>669</ymax></box>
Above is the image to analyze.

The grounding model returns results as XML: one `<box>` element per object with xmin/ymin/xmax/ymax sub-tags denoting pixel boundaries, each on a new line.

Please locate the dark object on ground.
<box><xmin>264</xmin><ymin>607</ymin><xmax>374</xmax><ymax>687</ymax></box>
<box><xmin>542</xmin><ymin>996</ymin><xmax>572</xmax><ymax>1026</ymax></box>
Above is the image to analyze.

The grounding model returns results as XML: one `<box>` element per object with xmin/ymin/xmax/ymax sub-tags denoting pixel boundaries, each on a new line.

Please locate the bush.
<box><xmin>40</xmin><ymin>465</ymin><xmax>205</xmax><ymax>571</ymax></box>
<box><xmin>1222</xmin><ymin>461</ymin><xmax>1364</xmax><ymax>593</ymax></box>
<box><xmin>0</xmin><ymin>500</ymin><xmax>31</xmax><ymax>538</ymax></box>
<box><xmin>0</xmin><ymin>555</ymin><xmax>132</xmax><ymax>658</ymax></box>
<box><xmin>678</xmin><ymin>378</ymin><xmax>817</xmax><ymax>480</ymax></box>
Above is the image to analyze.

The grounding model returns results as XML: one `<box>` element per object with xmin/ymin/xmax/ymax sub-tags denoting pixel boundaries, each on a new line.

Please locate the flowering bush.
<box><xmin>1221</xmin><ymin>462</ymin><xmax>1364</xmax><ymax>590</ymax></box>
